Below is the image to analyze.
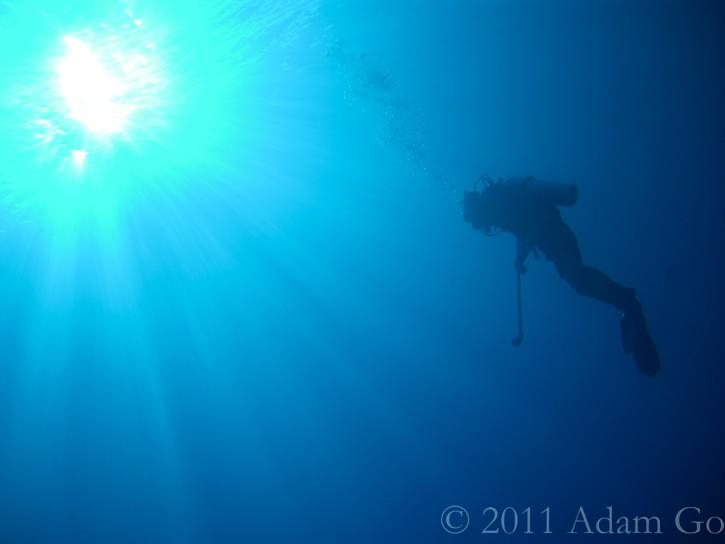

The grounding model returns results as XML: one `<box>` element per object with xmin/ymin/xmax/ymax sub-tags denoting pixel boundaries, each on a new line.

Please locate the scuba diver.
<box><xmin>463</xmin><ymin>175</ymin><xmax>660</xmax><ymax>376</ymax></box>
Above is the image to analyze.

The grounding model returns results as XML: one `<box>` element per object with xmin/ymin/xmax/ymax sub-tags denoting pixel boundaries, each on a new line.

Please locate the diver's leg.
<box><xmin>543</xmin><ymin>222</ymin><xmax>660</xmax><ymax>375</ymax></box>
<box><xmin>541</xmin><ymin>222</ymin><xmax>636</xmax><ymax>311</ymax></box>
<box><xmin>555</xmin><ymin>260</ymin><xmax>660</xmax><ymax>375</ymax></box>
<box><xmin>555</xmin><ymin>262</ymin><xmax>637</xmax><ymax>312</ymax></box>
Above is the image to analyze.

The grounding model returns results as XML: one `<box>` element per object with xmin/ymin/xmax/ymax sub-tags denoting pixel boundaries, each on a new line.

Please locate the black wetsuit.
<box><xmin>466</xmin><ymin>182</ymin><xmax>659</xmax><ymax>375</ymax></box>
<box><xmin>486</xmin><ymin>183</ymin><xmax>637</xmax><ymax>312</ymax></box>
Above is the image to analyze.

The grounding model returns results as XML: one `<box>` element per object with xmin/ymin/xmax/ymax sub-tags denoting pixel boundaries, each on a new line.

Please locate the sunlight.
<box><xmin>56</xmin><ymin>36</ymin><xmax>133</xmax><ymax>135</ymax></box>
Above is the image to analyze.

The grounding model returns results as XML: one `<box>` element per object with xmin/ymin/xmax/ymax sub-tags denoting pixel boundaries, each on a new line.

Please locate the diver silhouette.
<box><xmin>463</xmin><ymin>175</ymin><xmax>660</xmax><ymax>376</ymax></box>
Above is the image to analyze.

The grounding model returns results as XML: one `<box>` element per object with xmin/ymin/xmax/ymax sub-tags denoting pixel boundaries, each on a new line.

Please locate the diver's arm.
<box><xmin>515</xmin><ymin>236</ymin><xmax>530</xmax><ymax>274</ymax></box>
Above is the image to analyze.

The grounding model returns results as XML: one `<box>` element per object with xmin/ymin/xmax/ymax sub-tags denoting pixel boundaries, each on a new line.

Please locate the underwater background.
<box><xmin>1</xmin><ymin>0</ymin><xmax>724</xmax><ymax>541</ymax></box>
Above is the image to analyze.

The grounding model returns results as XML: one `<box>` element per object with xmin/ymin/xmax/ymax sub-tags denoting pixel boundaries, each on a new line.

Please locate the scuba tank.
<box><xmin>503</xmin><ymin>176</ymin><xmax>579</xmax><ymax>207</ymax></box>
<box><xmin>465</xmin><ymin>174</ymin><xmax>579</xmax><ymax>235</ymax></box>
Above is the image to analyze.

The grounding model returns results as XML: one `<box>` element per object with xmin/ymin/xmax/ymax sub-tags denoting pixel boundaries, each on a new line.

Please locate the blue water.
<box><xmin>1</xmin><ymin>1</ymin><xmax>724</xmax><ymax>542</ymax></box>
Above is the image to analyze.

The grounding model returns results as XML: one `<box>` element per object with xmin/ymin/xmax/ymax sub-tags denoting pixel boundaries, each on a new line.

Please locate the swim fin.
<box><xmin>621</xmin><ymin>308</ymin><xmax>661</xmax><ymax>376</ymax></box>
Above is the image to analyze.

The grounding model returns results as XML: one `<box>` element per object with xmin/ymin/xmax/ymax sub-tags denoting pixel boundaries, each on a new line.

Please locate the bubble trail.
<box><xmin>327</xmin><ymin>40</ymin><xmax>462</xmax><ymax>203</ymax></box>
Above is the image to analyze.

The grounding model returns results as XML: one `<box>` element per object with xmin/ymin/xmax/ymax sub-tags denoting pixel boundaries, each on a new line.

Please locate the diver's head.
<box><xmin>463</xmin><ymin>189</ymin><xmax>495</xmax><ymax>233</ymax></box>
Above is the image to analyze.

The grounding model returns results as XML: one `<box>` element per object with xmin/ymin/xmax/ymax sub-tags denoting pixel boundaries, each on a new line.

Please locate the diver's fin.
<box><xmin>621</xmin><ymin>309</ymin><xmax>661</xmax><ymax>376</ymax></box>
<box><xmin>633</xmin><ymin>332</ymin><xmax>661</xmax><ymax>376</ymax></box>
